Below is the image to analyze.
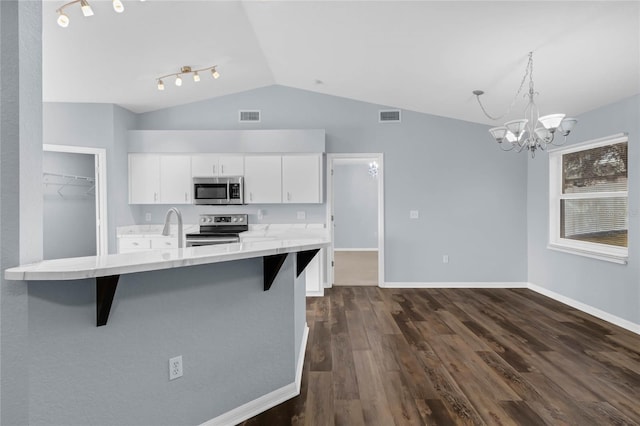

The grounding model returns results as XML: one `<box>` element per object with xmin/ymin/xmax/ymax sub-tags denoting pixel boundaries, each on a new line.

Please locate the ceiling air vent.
<box><xmin>379</xmin><ymin>110</ymin><xmax>401</xmax><ymax>123</ymax></box>
<box><xmin>239</xmin><ymin>110</ymin><xmax>261</xmax><ymax>123</ymax></box>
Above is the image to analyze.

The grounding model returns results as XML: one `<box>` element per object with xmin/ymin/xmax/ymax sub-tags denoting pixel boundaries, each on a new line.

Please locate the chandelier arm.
<box><xmin>514</xmin><ymin>142</ymin><xmax>529</xmax><ymax>153</ymax></box>
<box><xmin>498</xmin><ymin>143</ymin><xmax>516</xmax><ymax>152</ymax></box>
<box><xmin>473</xmin><ymin>52</ymin><xmax>534</xmax><ymax>121</ymax></box>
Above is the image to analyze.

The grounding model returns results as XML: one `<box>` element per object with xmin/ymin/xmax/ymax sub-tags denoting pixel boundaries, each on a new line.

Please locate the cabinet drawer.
<box><xmin>118</xmin><ymin>238</ymin><xmax>151</xmax><ymax>252</ymax></box>
<box><xmin>150</xmin><ymin>238</ymin><xmax>178</xmax><ymax>249</ymax></box>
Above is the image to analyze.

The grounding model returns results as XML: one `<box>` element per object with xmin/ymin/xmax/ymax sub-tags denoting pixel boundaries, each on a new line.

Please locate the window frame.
<box><xmin>548</xmin><ymin>133</ymin><xmax>629</xmax><ymax>264</ymax></box>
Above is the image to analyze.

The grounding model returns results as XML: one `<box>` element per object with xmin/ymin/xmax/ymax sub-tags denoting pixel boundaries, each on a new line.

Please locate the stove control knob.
<box><xmin>238</xmin><ymin>217</ymin><xmax>244</xmax><ymax>222</ymax></box>
<box><xmin>201</xmin><ymin>217</ymin><xmax>206</xmax><ymax>223</ymax></box>
<box><xmin>232</xmin><ymin>217</ymin><xmax>238</xmax><ymax>222</ymax></box>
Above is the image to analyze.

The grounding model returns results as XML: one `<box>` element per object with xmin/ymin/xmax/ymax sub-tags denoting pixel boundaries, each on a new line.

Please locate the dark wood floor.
<box><xmin>240</xmin><ymin>287</ymin><xmax>640</xmax><ymax>425</ymax></box>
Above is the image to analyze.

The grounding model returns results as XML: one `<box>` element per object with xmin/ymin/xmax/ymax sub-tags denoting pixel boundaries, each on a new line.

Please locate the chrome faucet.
<box><xmin>162</xmin><ymin>207</ymin><xmax>184</xmax><ymax>248</ymax></box>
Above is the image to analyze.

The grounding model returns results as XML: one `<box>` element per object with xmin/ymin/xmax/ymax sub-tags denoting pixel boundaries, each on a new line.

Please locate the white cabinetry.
<box><xmin>129</xmin><ymin>154</ymin><xmax>160</xmax><ymax>204</ymax></box>
<box><xmin>160</xmin><ymin>155</ymin><xmax>192</xmax><ymax>203</ymax></box>
<box><xmin>244</xmin><ymin>156</ymin><xmax>282</xmax><ymax>204</ymax></box>
<box><xmin>129</xmin><ymin>154</ymin><xmax>191</xmax><ymax>204</ymax></box>
<box><xmin>282</xmin><ymin>155</ymin><xmax>322</xmax><ymax>203</ymax></box>
<box><xmin>191</xmin><ymin>155</ymin><xmax>244</xmax><ymax>177</ymax></box>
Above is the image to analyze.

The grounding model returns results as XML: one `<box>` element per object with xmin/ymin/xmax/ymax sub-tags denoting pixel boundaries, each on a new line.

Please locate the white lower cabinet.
<box><xmin>304</xmin><ymin>248</ymin><xmax>324</xmax><ymax>296</ymax></box>
<box><xmin>244</xmin><ymin>156</ymin><xmax>282</xmax><ymax>204</ymax></box>
<box><xmin>118</xmin><ymin>236</ymin><xmax>177</xmax><ymax>253</ymax></box>
<box><xmin>118</xmin><ymin>237</ymin><xmax>152</xmax><ymax>253</ymax></box>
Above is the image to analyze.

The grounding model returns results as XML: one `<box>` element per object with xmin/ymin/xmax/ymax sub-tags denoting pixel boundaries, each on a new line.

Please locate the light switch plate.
<box><xmin>297</xmin><ymin>211</ymin><xmax>306</xmax><ymax>220</ymax></box>
<box><xmin>145</xmin><ymin>213</ymin><xmax>152</xmax><ymax>222</ymax></box>
<box><xmin>409</xmin><ymin>210</ymin><xmax>419</xmax><ymax>219</ymax></box>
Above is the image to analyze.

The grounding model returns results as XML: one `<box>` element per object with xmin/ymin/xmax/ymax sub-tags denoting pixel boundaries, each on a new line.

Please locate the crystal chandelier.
<box><xmin>473</xmin><ymin>52</ymin><xmax>578</xmax><ymax>158</ymax></box>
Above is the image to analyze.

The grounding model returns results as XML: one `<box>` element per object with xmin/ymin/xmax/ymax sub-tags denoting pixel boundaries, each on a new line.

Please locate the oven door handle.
<box><xmin>227</xmin><ymin>181</ymin><xmax>230</xmax><ymax>203</ymax></box>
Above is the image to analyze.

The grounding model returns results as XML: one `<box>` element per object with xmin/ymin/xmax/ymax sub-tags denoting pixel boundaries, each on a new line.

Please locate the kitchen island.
<box><xmin>4</xmin><ymin>236</ymin><xmax>329</xmax><ymax>426</ymax></box>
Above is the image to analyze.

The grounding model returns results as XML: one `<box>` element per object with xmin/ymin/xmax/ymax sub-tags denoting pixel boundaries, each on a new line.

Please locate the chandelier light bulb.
<box><xmin>57</xmin><ymin>12</ymin><xmax>70</xmax><ymax>27</ymax></box>
<box><xmin>193</xmin><ymin>72</ymin><xmax>200</xmax><ymax>82</ymax></box>
<box><xmin>112</xmin><ymin>0</ymin><xmax>124</xmax><ymax>13</ymax></box>
<box><xmin>211</xmin><ymin>68</ymin><xmax>220</xmax><ymax>79</ymax></box>
<box><xmin>80</xmin><ymin>0</ymin><xmax>94</xmax><ymax>17</ymax></box>
<box><xmin>175</xmin><ymin>75</ymin><xmax>183</xmax><ymax>87</ymax></box>
<box><xmin>157</xmin><ymin>79</ymin><xmax>165</xmax><ymax>91</ymax></box>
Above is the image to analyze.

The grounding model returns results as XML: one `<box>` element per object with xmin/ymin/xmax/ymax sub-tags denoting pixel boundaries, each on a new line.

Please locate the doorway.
<box><xmin>326</xmin><ymin>154</ymin><xmax>384</xmax><ymax>287</ymax></box>
<box><xmin>43</xmin><ymin>144</ymin><xmax>107</xmax><ymax>258</ymax></box>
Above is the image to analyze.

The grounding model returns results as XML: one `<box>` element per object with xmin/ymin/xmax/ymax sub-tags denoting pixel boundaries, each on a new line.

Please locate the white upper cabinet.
<box><xmin>129</xmin><ymin>154</ymin><xmax>161</xmax><ymax>204</ymax></box>
<box><xmin>160</xmin><ymin>155</ymin><xmax>192</xmax><ymax>203</ymax></box>
<box><xmin>191</xmin><ymin>155</ymin><xmax>244</xmax><ymax>177</ymax></box>
<box><xmin>244</xmin><ymin>156</ymin><xmax>282</xmax><ymax>204</ymax></box>
<box><xmin>282</xmin><ymin>154</ymin><xmax>323</xmax><ymax>203</ymax></box>
<box><xmin>129</xmin><ymin>154</ymin><xmax>191</xmax><ymax>204</ymax></box>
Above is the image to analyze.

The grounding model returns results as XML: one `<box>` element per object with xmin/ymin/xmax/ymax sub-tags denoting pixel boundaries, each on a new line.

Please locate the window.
<box><xmin>548</xmin><ymin>133</ymin><xmax>628</xmax><ymax>263</ymax></box>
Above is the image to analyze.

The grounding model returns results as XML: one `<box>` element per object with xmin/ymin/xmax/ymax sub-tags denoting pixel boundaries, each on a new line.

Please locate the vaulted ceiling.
<box><xmin>43</xmin><ymin>1</ymin><xmax>640</xmax><ymax>124</ymax></box>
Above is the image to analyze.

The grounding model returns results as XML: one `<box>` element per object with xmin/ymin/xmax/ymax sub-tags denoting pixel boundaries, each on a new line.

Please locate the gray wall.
<box><xmin>43</xmin><ymin>103</ymin><xmax>137</xmax><ymax>253</ymax></box>
<box><xmin>28</xmin><ymin>257</ymin><xmax>299</xmax><ymax>425</ymax></box>
<box><xmin>333</xmin><ymin>161</ymin><xmax>378</xmax><ymax>249</ymax></box>
<box><xmin>1</xmin><ymin>1</ymin><xmax>42</xmax><ymax>424</ymax></box>
<box><xmin>528</xmin><ymin>94</ymin><xmax>640</xmax><ymax>325</ymax></box>
<box><xmin>43</xmin><ymin>151</ymin><xmax>96</xmax><ymax>260</ymax></box>
<box><xmin>137</xmin><ymin>85</ymin><xmax>528</xmax><ymax>282</ymax></box>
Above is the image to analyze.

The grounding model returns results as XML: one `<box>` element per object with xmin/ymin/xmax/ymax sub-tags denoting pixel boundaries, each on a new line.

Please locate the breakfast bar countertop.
<box><xmin>4</xmin><ymin>235</ymin><xmax>330</xmax><ymax>282</ymax></box>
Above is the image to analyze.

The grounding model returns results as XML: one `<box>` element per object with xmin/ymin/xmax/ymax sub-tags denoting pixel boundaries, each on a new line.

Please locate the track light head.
<box><xmin>175</xmin><ymin>75</ymin><xmax>182</xmax><ymax>87</ymax></box>
<box><xmin>112</xmin><ymin>0</ymin><xmax>124</xmax><ymax>13</ymax></box>
<box><xmin>80</xmin><ymin>0</ymin><xmax>94</xmax><ymax>17</ymax></box>
<box><xmin>157</xmin><ymin>80</ymin><xmax>165</xmax><ymax>91</ymax></box>
<box><xmin>211</xmin><ymin>68</ymin><xmax>220</xmax><ymax>79</ymax></box>
<box><xmin>57</xmin><ymin>11</ymin><xmax>70</xmax><ymax>27</ymax></box>
<box><xmin>193</xmin><ymin>72</ymin><xmax>200</xmax><ymax>82</ymax></box>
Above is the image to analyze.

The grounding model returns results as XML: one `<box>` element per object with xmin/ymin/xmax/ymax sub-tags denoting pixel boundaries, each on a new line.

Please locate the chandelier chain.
<box><xmin>475</xmin><ymin>52</ymin><xmax>534</xmax><ymax>121</ymax></box>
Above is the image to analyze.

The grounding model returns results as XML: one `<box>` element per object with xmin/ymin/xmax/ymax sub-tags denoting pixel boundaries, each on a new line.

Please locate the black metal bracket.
<box><xmin>296</xmin><ymin>249</ymin><xmax>320</xmax><ymax>277</ymax></box>
<box><xmin>96</xmin><ymin>275</ymin><xmax>119</xmax><ymax>327</ymax></box>
<box><xmin>263</xmin><ymin>254</ymin><xmax>288</xmax><ymax>291</ymax></box>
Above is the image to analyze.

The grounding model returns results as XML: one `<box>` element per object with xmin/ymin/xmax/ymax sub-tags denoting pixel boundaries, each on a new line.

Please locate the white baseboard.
<box><xmin>201</xmin><ymin>324</ymin><xmax>310</xmax><ymax>426</ymax></box>
<box><xmin>334</xmin><ymin>248</ymin><xmax>378</xmax><ymax>252</ymax></box>
<box><xmin>382</xmin><ymin>281</ymin><xmax>639</xmax><ymax>335</ymax></box>
<box><xmin>527</xmin><ymin>283</ymin><xmax>640</xmax><ymax>335</ymax></box>
<box><xmin>306</xmin><ymin>289</ymin><xmax>324</xmax><ymax>297</ymax></box>
<box><xmin>382</xmin><ymin>282</ymin><xmax>529</xmax><ymax>289</ymax></box>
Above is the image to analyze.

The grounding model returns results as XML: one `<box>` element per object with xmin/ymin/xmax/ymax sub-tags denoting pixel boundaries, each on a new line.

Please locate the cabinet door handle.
<box><xmin>133</xmin><ymin>242</ymin><xmax>139</xmax><ymax>246</ymax></box>
<box><xmin>184</xmin><ymin>192</ymin><xmax>187</xmax><ymax>202</ymax></box>
<box><xmin>287</xmin><ymin>192</ymin><xmax>291</xmax><ymax>201</ymax></box>
<box><xmin>154</xmin><ymin>192</ymin><xmax>158</xmax><ymax>202</ymax></box>
<box><xmin>250</xmin><ymin>192</ymin><xmax>253</xmax><ymax>202</ymax></box>
<box><xmin>221</xmin><ymin>165</ymin><xmax>224</xmax><ymax>174</ymax></box>
<box><xmin>212</xmin><ymin>165</ymin><xmax>216</xmax><ymax>175</ymax></box>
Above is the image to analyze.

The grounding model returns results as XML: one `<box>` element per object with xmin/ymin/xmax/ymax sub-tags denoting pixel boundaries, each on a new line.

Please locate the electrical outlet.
<box><xmin>410</xmin><ymin>210</ymin><xmax>419</xmax><ymax>219</ymax></box>
<box><xmin>297</xmin><ymin>211</ymin><xmax>306</xmax><ymax>220</ymax></box>
<box><xmin>443</xmin><ymin>255</ymin><xmax>449</xmax><ymax>264</ymax></box>
<box><xmin>169</xmin><ymin>355</ymin><xmax>183</xmax><ymax>380</ymax></box>
<box><xmin>145</xmin><ymin>213</ymin><xmax>152</xmax><ymax>222</ymax></box>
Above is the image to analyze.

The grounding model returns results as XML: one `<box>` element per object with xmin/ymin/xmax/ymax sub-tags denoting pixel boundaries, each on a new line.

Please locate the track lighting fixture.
<box><xmin>112</xmin><ymin>0</ymin><xmax>124</xmax><ymax>13</ymax></box>
<box><xmin>156</xmin><ymin>65</ymin><xmax>221</xmax><ymax>91</ymax></box>
<box><xmin>80</xmin><ymin>0</ymin><xmax>94</xmax><ymax>16</ymax></box>
<box><xmin>56</xmin><ymin>0</ymin><xmax>144</xmax><ymax>28</ymax></box>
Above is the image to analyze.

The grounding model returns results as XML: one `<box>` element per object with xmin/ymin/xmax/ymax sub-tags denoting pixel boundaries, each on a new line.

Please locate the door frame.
<box><xmin>326</xmin><ymin>153</ymin><xmax>384</xmax><ymax>287</ymax></box>
<box><xmin>43</xmin><ymin>144</ymin><xmax>108</xmax><ymax>256</ymax></box>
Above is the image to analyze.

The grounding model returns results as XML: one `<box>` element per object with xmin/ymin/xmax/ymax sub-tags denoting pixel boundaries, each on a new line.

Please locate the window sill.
<box><xmin>547</xmin><ymin>243</ymin><xmax>628</xmax><ymax>265</ymax></box>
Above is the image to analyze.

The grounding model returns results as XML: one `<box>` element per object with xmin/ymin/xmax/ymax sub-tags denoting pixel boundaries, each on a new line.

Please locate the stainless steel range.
<box><xmin>185</xmin><ymin>214</ymin><xmax>248</xmax><ymax>247</ymax></box>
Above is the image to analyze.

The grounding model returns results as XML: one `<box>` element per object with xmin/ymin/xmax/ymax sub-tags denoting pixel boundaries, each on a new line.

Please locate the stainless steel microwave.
<box><xmin>192</xmin><ymin>176</ymin><xmax>244</xmax><ymax>205</ymax></box>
